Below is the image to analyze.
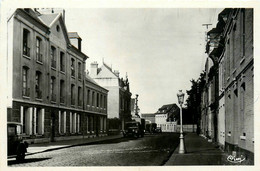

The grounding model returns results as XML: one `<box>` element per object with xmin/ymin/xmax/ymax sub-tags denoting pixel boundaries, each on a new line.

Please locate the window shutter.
<box><xmin>70</xmin><ymin>112</ymin><xmax>72</xmax><ymax>133</ymax></box>
<box><xmin>33</xmin><ymin>108</ymin><xmax>37</xmax><ymax>134</ymax></box>
<box><xmin>20</xmin><ymin>106</ymin><xmax>24</xmax><ymax>125</ymax></box>
<box><xmin>41</xmin><ymin>108</ymin><xmax>45</xmax><ymax>134</ymax></box>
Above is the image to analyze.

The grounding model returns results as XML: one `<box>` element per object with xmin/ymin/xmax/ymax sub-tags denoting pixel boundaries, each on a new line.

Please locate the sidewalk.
<box><xmin>165</xmin><ymin>133</ymin><xmax>225</xmax><ymax>165</ymax></box>
<box><xmin>25</xmin><ymin>134</ymin><xmax>122</xmax><ymax>156</ymax></box>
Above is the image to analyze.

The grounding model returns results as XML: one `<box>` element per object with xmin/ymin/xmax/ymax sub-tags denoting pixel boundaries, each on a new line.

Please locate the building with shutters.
<box><xmin>6</xmin><ymin>8</ymin><xmax>108</xmax><ymax>144</ymax></box>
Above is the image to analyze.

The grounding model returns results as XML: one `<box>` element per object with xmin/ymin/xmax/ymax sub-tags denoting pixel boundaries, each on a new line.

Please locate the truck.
<box><xmin>122</xmin><ymin>118</ymin><xmax>145</xmax><ymax>138</ymax></box>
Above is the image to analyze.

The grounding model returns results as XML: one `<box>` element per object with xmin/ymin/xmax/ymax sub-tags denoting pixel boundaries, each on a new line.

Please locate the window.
<box><xmin>78</xmin><ymin>87</ymin><xmax>82</xmax><ymax>106</ymax></box>
<box><xmin>87</xmin><ymin>89</ymin><xmax>91</xmax><ymax>105</ymax></box>
<box><xmin>100</xmin><ymin>95</ymin><xmax>103</xmax><ymax>108</ymax></box>
<box><xmin>97</xmin><ymin>93</ymin><xmax>99</xmax><ymax>107</ymax></box>
<box><xmin>60</xmin><ymin>80</ymin><xmax>65</xmax><ymax>103</ymax></box>
<box><xmin>240</xmin><ymin>82</ymin><xmax>246</xmax><ymax>132</ymax></box>
<box><xmin>36</xmin><ymin>37</ymin><xmax>42</xmax><ymax>63</ymax></box>
<box><xmin>35</xmin><ymin>71</ymin><xmax>42</xmax><ymax>99</ymax></box>
<box><xmin>71</xmin><ymin>84</ymin><xmax>75</xmax><ymax>105</ymax></box>
<box><xmin>92</xmin><ymin>92</ymin><xmax>95</xmax><ymax>106</ymax></box>
<box><xmin>78</xmin><ymin>62</ymin><xmax>82</xmax><ymax>80</ymax></box>
<box><xmin>22</xmin><ymin>66</ymin><xmax>30</xmax><ymax>97</ymax></box>
<box><xmin>241</xmin><ymin>9</ymin><xmax>246</xmax><ymax>57</ymax></box>
<box><xmin>59</xmin><ymin>111</ymin><xmax>66</xmax><ymax>134</ymax></box>
<box><xmin>51</xmin><ymin>46</ymin><xmax>56</xmax><ymax>68</ymax></box>
<box><xmin>104</xmin><ymin>95</ymin><xmax>107</xmax><ymax>108</ymax></box>
<box><xmin>60</xmin><ymin>52</ymin><xmax>65</xmax><ymax>72</ymax></box>
<box><xmin>23</xmin><ymin>29</ymin><xmax>30</xmax><ymax>57</ymax></box>
<box><xmin>71</xmin><ymin>58</ymin><xmax>75</xmax><ymax>77</ymax></box>
<box><xmin>71</xmin><ymin>113</ymin><xmax>80</xmax><ymax>133</ymax></box>
<box><xmin>50</xmin><ymin>77</ymin><xmax>56</xmax><ymax>102</ymax></box>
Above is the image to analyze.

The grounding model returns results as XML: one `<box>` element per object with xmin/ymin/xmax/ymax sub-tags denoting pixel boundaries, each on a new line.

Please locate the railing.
<box><xmin>71</xmin><ymin>69</ymin><xmax>75</xmax><ymax>77</ymax></box>
<box><xmin>36</xmin><ymin>52</ymin><xmax>43</xmax><ymax>63</ymax></box>
<box><xmin>36</xmin><ymin>89</ymin><xmax>42</xmax><ymax>99</ymax></box>
<box><xmin>51</xmin><ymin>93</ymin><xmax>56</xmax><ymax>102</ymax></box>
<box><xmin>71</xmin><ymin>98</ymin><xmax>75</xmax><ymax>105</ymax></box>
<box><xmin>51</xmin><ymin>60</ymin><xmax>57</xmax><ymax>68</ymax></box>
<box><xmin>23</xmin><ymin>46</ymin><xmax>30</xmax><ymax>57</ymax></box>
<box><xmin>60</xmin><ymin>96</ymin><xmax>65</xmax><ymax>103</ymax></box>
<box><xmin>60</xmin><ymin>64</ymin><xmax>65</xmax><ymax>72</ymax></box>
<box><xmin>22</xmin><ymin>88</ymin><xmax>30</xmax><ymax>97</ymax></box>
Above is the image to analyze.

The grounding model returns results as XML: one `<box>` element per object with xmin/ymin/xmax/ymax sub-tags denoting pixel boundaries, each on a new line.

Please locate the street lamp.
<box><xmin>177</xmin><ymin>90</ymin><xmax>186</xmax><ymax>154</ymax></box>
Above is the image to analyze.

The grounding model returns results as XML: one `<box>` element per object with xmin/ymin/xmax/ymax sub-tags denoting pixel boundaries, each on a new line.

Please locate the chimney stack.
<box><xmin>90</xmin><ymin>61</ymin><xmax>98</xmax><ymax>78</ymax></box>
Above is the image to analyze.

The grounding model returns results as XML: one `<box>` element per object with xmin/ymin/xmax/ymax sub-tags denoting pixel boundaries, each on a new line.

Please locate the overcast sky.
<box><xmin>64</xmin><ymin>8</ymin><xmax>222</xmax><ymax>113</ymax></box>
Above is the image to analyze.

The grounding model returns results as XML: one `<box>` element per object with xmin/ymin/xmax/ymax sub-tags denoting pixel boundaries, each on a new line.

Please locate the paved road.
<box><xmin>8</xmin><ymin>133</ymin><xmax>180</xmax><ymax>166</ymax></box>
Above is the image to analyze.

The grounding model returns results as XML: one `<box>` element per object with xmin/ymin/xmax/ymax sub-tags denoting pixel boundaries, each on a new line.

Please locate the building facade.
<box><xmin>201</xmin><ymin>8</ymin><xmax>254</xmax><ymax>163</ymax></box>
<box><xmin>155</xmin><ymin>104</ymin><xmax>179</xmax><ymax>132</ymax></box>
<box><xmin>6</xmin><ymin>8</ymin><xmax>108</xmax><ymax>144</ymax></box>
<box><xmin>90</xmin><ymin>62</ymin><xmax>132</xmax><ymax>130</ymax></box>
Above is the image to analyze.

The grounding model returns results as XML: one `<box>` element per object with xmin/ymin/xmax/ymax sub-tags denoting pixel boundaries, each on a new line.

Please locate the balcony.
<box><xmin>36</xmin><ymin>52</ymin><xmax>43</xmax><ymax>63</ymax></box>
<box><xmin>51</xmin><ymin>93</ymin><xmax>56</xmax><ymax>102</ymax></box>
<box><xmin>71</xmin><ymin>98</ymin><xmax>75</xmax><ymax>106</ymax></box>
<box><xmin>23</xmin><ymin>46</ymin><xmax>30</xmax><ymax>57</ymax></box>
<box><xmin>51</xmin><ymin>60</ymin><xmax>57</xmax><ymax>69</ymax></box>
<box><xmin>71</xmin><ymin>69</ymin><xmax>75</xmax><ymax>77</ymax></box>
<box><xmin>60</xmin><ymin>96</ymin><xmax>65</xmax><ymax>104</ymax></box>
<box><xmin>35</xmin><ymin>89</ymin><xmax>42</xmax><ymax>99</ymax></box>
<box><xmin>60</xmin><ymin>64</ymin><xmax>65</xmax><ymax>72</ymax></box>
<box><xmin>22</xmin><ymin>88</ymin><xmax>30</xmax><ymax>97</ymax></box>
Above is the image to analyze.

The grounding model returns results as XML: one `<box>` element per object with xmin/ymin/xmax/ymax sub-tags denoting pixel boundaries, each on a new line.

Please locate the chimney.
<box><xmin>90</xmin><ymin>62</ymin><xmax>98</xmax><ymax>78</ymax></box>
<box><xmin>114</xmin><ymin>70</ymin><xmax>120</xmax><ymax>77</ymax></box>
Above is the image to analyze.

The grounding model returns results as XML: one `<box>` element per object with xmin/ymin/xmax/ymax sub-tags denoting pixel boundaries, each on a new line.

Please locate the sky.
<box><xmin>64</xmin><ymin>8</ymin><xmax>222</xmax><ymax>113</ymax></box>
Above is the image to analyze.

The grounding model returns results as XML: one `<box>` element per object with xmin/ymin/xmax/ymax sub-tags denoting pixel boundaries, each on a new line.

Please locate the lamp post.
<box><xmin>177</xmin><ymin>90</ymin><xmax>186</xmax><ymax>154</ymax></box>
<box><xmin>135</xmin><ymin>94</ymin><xmax>139</xmax><ymax>117</ymax></box>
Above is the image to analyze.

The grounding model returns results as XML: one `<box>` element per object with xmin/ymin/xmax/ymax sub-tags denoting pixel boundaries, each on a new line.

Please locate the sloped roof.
<box><xmin>38</xmin><ymin>13</ymin><xmax>59</xmax><ymax>27</ymax></box>
<box><xmin>18</xmin><ymin>9</ymin><xmax>48</xmax><ymax>29</ymax></box>
<box><xmin>85</xmin><ymin>74</ymin><xmax>99</xmax><ymax>85</ymax></box>
<box><xmin>68</xmin><ymin>32</ymin><xmax>80</xmax><ymax>38</ymax></box>
<box><xmin>141</xmin><ymin>113</ymin><xmax>155</xmax><ymax>117</ymax></box>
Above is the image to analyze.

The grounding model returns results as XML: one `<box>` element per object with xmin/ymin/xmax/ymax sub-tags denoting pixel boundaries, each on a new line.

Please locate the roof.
<box><xmin>141</xmin><ymin>113</ymin><xmax>155</xmax><ymax>117</ymax></box>
<box><xmin>85</xmin><ymin>74</ymin><xmax>108</xmax><ymax>92</ymax></box>
<box><xmin>38</xmin><ymin>13</ymin><xmax>60</xmax><ymax>27</ymax></box>
<box><xmin>157</xmin><ymin>103</ymin><xmax>179</xmax><ymax>114</ymax></box>
<box><xmin>68</xmin><ymin>32</ymin><xmax>81</xmax><ymax>39</ymax></box>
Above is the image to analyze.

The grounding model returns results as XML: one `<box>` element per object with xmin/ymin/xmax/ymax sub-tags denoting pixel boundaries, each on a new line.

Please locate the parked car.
<box><xmin>123</xmin><ymin>121</ymin><xmax>144</xmax><ymax>138</ymax></box>
<box><xmin>7</xmin><ymin>122</ymin><xmax>28</xmax><ymax>161</ymax></box>
<box><xmin>155</xmin><ymin>127</ymin><xmax>162</xmax><ymax>133</ymax></box>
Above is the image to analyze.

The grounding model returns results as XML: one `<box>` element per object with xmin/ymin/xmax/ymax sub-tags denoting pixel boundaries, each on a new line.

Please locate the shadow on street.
<box><xmin>8</xmin><ymin>157</ymin><xmax>52</xmax><ymax>166</ymax></box>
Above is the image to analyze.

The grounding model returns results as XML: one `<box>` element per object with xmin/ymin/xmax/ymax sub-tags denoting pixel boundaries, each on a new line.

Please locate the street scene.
<box><xmin>1</xmin><ymin>4</ymin><xmax>255</xmax><ymax>168</ymax></box>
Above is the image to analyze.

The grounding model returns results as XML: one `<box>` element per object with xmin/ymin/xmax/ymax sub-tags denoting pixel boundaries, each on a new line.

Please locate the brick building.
<box><xmin>201</xmin><ymin>8</ymin><xmax>254</xmax><ymax>163</ymax></box>
<box><xmin>6</xmin><ymin>8</ymin><xmax>108</xmax><ymax>143</ymax></box>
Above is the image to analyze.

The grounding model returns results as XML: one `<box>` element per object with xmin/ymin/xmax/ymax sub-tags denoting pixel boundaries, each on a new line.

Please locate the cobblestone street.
<box><xmin>8</xmin><ymin>133</ymin><xmax>179</xmax><ymax>166</ymax></box>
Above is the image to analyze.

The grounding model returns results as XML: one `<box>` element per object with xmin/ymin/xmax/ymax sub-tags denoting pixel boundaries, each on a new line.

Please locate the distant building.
<box><xmin>6</xmin><ymin>8</ymin><xmax>108</xmax><ymax>143</ymax></box>
<box><xmin>141</xmin><ymin>113</ymin><xmax>155</xmax><ymax>124</ymax></box>
<box><xmin>90</xmin><ymin>62</ymin><xmax>132</xmax><ymax>130</ymax></box>
<box><xmin>155</xmin><ymin>104</ymin><xmax>179</xmax><ymax>132</ymax></box>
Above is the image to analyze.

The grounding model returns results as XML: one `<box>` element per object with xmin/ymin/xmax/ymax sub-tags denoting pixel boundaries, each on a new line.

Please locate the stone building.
<box><xmin>201</xmin><ymin>8</ymin><xmax>254</xmax><ymax>163</ymax></box>
<box><xmin>6</xmin><ymin>8</ymin><xmax>108</xmax><ymax>143</ymax></box>
<box><xmin>155</xmin><ymin>104</ymin><xmax>179</xmax><ymax>132</ymax></box>
<box><xmin>90</xmin><ymin>62</ymin><xmax>132</xmax><ymax>130</ymax></box>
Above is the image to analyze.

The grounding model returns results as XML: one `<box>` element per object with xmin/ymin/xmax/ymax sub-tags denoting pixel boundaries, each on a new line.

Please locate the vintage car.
<box><xmin>7</xmin><ymin>122</ymin><xmax>28</xmax><ymax>161</ymax></box>
<box><xmin>123</xmin><ymin>121</ymin><xmax>143</xmax><ymax>138</ymax></box>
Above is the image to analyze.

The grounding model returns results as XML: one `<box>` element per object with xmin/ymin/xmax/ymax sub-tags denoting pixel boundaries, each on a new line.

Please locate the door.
<box><xmin>50</xmin><ymin>112</ymin><xmax>55</xmax><ymax>142</ymax></box>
